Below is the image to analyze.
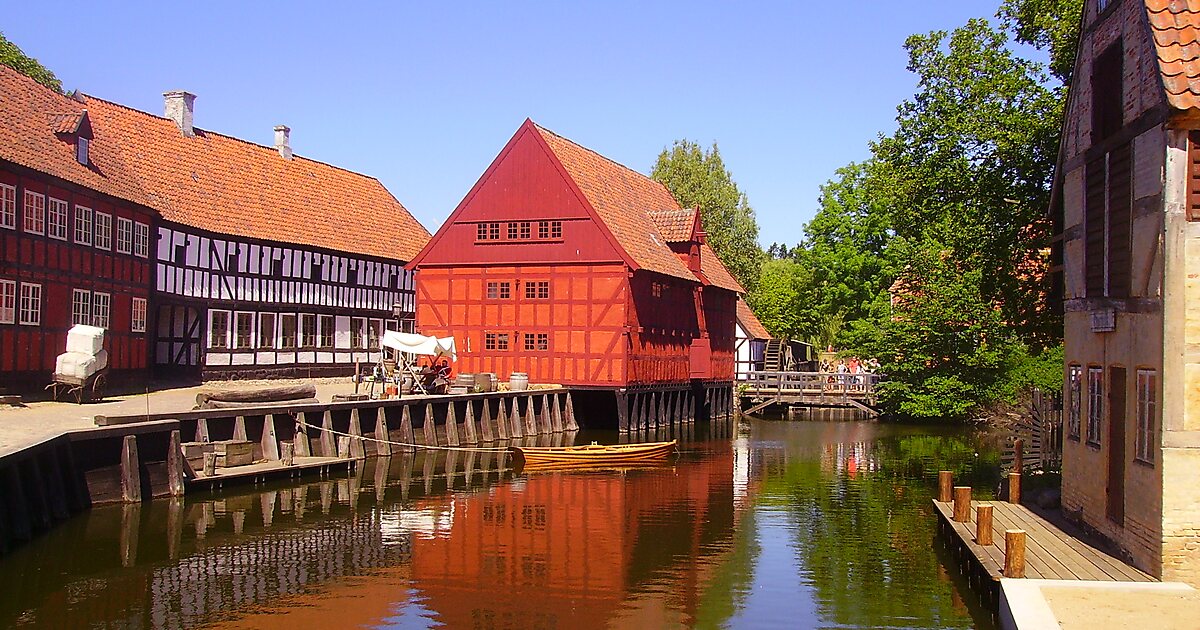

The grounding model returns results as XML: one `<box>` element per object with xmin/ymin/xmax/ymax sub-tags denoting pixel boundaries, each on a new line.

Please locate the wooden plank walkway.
<box><xmin>933</xmin><ymin>499</ymin><xmax>1154</xmax><ymax>583</ymax></box>
<box><xmin>189</xmin><ymin>456</ymin><xmax>355</xmax><ymax>490</ymax></box>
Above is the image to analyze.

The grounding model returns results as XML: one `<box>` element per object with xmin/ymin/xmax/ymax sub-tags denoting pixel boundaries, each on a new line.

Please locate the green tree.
<box><xmin>652</xmin><ymin>140</ymin><xmax>764</xmax><ymax>292</ymax></box>
<box><xmin>745</xmin><ymin>258</ymin><xmax>812</xmax><ymax>340</ymax></box>
<box><xmin>0</xmin><ymin>33</ymin><xmax>62</xmax><ymax>93</ymax></box>
<box><xmin>998</xmin><ymin>0</ymin><xmax>1084</xmax><ymax>83</ymax></box>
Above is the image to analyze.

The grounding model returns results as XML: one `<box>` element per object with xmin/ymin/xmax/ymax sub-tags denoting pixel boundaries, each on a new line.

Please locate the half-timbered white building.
<box><xmin>86</xmin><ymin>92</ymin><xmax>430</xmax><ymax>379</ymax></box>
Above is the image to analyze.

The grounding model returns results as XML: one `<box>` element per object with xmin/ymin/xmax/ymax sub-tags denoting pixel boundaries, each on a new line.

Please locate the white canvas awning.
<box><xmin>380</xmin><ymin>331</ymin><xmax>457</xmax><ymax>361</ymax></box>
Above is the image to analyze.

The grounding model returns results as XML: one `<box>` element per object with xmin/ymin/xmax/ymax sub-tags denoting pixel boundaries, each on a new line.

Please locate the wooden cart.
<box><xmin>46</xmin><ymin>368</ymin><xmax>108</xmax><ymax>404</ymax></box>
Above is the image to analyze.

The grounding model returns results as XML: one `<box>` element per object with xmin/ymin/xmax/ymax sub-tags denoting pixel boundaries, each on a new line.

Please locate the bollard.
<box><xmin>953</xmin><ymin>486</ymin><xmax>971</xmax><ymax>522</ymax></box>
<box><xmin>1009</xmin><ymin>472</ymin><xmax>1021</xmax><ymax>504</ymax></box>
<box><xmin>1004</xmin><ymin>529</ymin><xmax>1026</xmax><ymax>577</ymax></box>
<box><xmin>203</xmin><ymin>452</ymin><xmax>217</xmax><ymax>477</ymax></box>
<box><xmin>938</xmin><ymin>471</ymin><xmax>953</xmax><ymax>503</ymax></box>
<box><xmin>976</xmin><ymin>504</ymin><xmax>993</xmax><ymax>545</ymax></box>
<box><xmin>281</xmin><ymin>442</ymin><xmax>295</xmax><ymax>467</ymax></box>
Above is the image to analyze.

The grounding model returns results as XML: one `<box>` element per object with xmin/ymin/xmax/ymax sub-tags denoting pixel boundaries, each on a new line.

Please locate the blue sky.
<box><xmin>6</xmin><ymin>0</ymin><xmax>1007</xmax><ymax>247</ymax></box>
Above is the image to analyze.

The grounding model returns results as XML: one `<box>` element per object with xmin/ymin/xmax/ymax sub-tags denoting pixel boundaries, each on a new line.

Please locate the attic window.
<box><xmin>76</xmin><ymin>137</ymin><xmax>89</xmax><ymax>166</ymax></box>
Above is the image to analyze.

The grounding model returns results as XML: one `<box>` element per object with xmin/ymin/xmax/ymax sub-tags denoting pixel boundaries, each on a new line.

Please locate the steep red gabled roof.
<box><xmin>0</xmin><ymin>66</ymin><xmax>150</xmax><ymax>206</ymax></box>
<box><xmin>81</xmin><ymin>95</ymin><xmax>430</xmax><ymax>261</ymax></box>
<box><xmin>1147</xmin><ymin>0</ymin><xmax>1200</xmax><ymax>110</ymax></box>
<box><xmin>533</xmin><ymin>124</ymin><xmax>696</xmax><ymax>282</ymax></box>
<box><xmin>647</xmin><ymin>208</ymin><xmax>700</xmax><ymax>243</ymax></box>
<box><xmin>736</xmin><ymin>298</ymin><xmax>771</xmax><ymax>340</ymax></box>
<box><xmin>698</xmin><ymin>243</ymin><xmax>745</xmax><ymax>293</ymax></box>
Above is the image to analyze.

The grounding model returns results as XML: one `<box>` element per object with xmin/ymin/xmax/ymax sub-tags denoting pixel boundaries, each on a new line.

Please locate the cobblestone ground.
<box><xmin>0</xmin><ymin>378</ymin><xmax>361</xmax><ymax>456</ymax></box>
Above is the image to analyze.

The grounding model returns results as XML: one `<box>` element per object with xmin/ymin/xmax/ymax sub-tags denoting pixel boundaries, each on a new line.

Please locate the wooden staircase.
<box><xmin>763</xmin><ymin>340</ymin><xmax>786</xmax><ymax>372</ymax></box>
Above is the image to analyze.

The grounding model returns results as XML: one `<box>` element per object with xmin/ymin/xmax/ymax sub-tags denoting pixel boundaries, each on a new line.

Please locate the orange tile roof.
<box><xmin>736</xmin><ymin>298</ymin><xmax>771</xmax><ymax>339</ymax></box>
<box><xmin>647</xmin><ymin>208</ymin><xmax>699</xmax><ymax>243</ymax></box>
<box><xmin>1147</xmin><ymin>0</ymin><xmax>1200</xmax><ymax>110</ymax></box>
<box><xmin>698</xmin><ymin>242</ymin><xmax>745</xmax><ymax>293</ymax></box>
<box><xmin>48</xmin><ymin>111</ymin><xmax>86</xmax><ymax>135</ymax></box>
<box><xmin>0</xmin><ymin>67</ymin><xmax>150</xmax><ymax>206</ymax></box>
<box><xmin>533</xmin><ymin>124</ymin><xmax>697</xmax><ymax>282</ymax></box>
<box><xmin>82</xmin><ymin>96</ymin><xmax>430</xmax><ymax>261</ymax></box>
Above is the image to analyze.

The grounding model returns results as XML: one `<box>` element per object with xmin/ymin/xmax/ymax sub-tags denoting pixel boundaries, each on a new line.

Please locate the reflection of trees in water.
<box><xmin>758</xmin><ymin>432</ymin><xmax>999</xmax><ymax>629</ymax></box>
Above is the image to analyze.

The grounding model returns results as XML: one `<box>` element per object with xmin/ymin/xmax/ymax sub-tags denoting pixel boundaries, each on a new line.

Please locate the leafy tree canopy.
<box><xmin>652</xmin><ymin>140</ymin><xmax>764</xmax><ymax>292</ymax></box>
<box><xmin>998</xmin><ymin>0</ymin><xmax>1084</xmax><ymax>84</ymax></box>
<box><xmin>0</xmin><ymin>32</ymin><xmax>62</xmax><ymax>93</ymax></box>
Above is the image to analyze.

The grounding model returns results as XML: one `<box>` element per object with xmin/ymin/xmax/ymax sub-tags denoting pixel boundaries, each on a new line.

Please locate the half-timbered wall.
<box><xmin>415</xmin><ymin>264</ymin><xmax>629</xmax><ymax>385</ymax></box>
<box><xmin>702</xmin><ymin>287</ymin><xmax>738</xmax><ymax>381</ymax></box>
<box><xmin>155</xmin><ymin>223</ymin><xmax>417</xmax><ymax>376</ymax></box>
<box><xmin>0</xmin><ymin>163</ymin><xmax>153</xmax><ymax>387</ymax></box>
<box><xmin>626</xmin><ymin>272</ymin><xmax>698</xmax><ymax>385</ymax></box>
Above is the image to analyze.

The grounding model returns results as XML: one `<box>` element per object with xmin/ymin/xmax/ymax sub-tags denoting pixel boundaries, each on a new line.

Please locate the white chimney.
<box><xmin>274</xmin><ymin>125</ymin><xmax>292</xmax><ymax>160</ymax></box>
<box><xmin>163</xmin><ymin>91</ymin><xmax>196</xmax><ymax>137</ymax></box>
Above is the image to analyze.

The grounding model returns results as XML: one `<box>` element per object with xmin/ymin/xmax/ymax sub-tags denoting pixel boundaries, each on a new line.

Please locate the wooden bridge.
<box><xmin>737</xmin><ymin>371</ymin><xmax>881</xmax><ymax>416</ymax></box>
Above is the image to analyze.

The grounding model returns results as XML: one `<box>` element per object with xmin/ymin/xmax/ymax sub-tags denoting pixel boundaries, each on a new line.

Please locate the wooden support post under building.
<box><xmin>294</xmin><ymin>413</ymin><xmax>312</xmax><ymax>457</ymax></box>
<box><xmin>423</xmin><ymin>403</ymin><xmax>439</xmax><ymax>446</ymax></box>
<box><xmin>320</xmin><ymin>411</ymin><xmax>336</xmax><ymax>457</ymax></box>
<box><xmin>938</xmin><ymin>471</ymin><xmax>953</xmax><ymax>503</ymax></box>
<box><xmin>481</xmin><ymin>398</ymin><xmax>496</xmax><ymax>441</ymax></box>
<box><xmin>281</xmin><ymin>441</ymin><xmax>295</xmax><ymax>466</ymax></box>
<box><xmin>446</xmin><ymin>402</ymin><xmax>461</xmax><ymax>446</ymax></box>
<box><xmin>398</xmin><ymin>405</ymin><xmax>416</xmax><ymax>451</ymax></box>
<box><xmin>976</xmin><ymin>504</ymin><xmax>993</xmax><ymax>545</ymax></box>
<box><xmin>565</xmin><ymin>391</ymin><xmax>579</xmax><ymax>431</ymax></box>
<box><xmin>167</xmin><ymin>430</ymin><xmax>186</xmax><ymax>496</ymax></box>
<box><xmin>524</xmin><ymin>395</ymin><xmax>538</xmax><ymax>435</ymax></box>
<box><xmin>464</xmin><ymin>401</ymin><xmax>479</xmax><ymax>443</ymax></box>
<box><xmin>538</xmin><ymin>394</ymin><xmax>552</xmax><ymax>433</ymax></box>
<box><xmin>952</xmin><ymin>486</ymin><xmax>971</xmax><ymax>522</ymax></box>
<box><xmin>120</xmin><ymin>435</ymin><xmax>141</xmax><ymax>503</ymax></box>
<box><xmin>550</xmin><ymin>393</ymin><xmax>564</xmax><ymax>432</ymax></box>
<box><xmin>203</xmin><ymin>452</ymin><xmax>217</xmax><ymax>477</ymax></box>
<box><xmin>262</xmin><ymin>415</ymin><xmax>280</xmax><ymax>461</ymax></box>
<box><xmin>496</xmin><ymin>398</ymin><xmax>511</xmax><ymax>439</ymax></box>
<box><xmin>509</xmin><ymin>397</ymin><xmax>524</xmax><ymax>438</ymax></box>
<box><xmin>234</xmin><ymin>416</ymin><xmax>248</xmax><ymax>441</ymax></box>
<box><xmin>348</xmin><ymin>409</ymin><xmax>367</xmax><ymax>460</ymax></box>
<box><xmin>375</xmin><ymin>408</ymin><xmax>393</xmax><ymax>456</ymax></box>
<box><xmin>195</xmin><ymin>418</ymin><xmax>210</xmax><ymax>442</ymax></box>
<box><xmin>1009</xmin><ymin>472</ymin><xmax>1021</xmax><ymax>504</ymax></box>
<box><xmin>630</xmin><ymin>392</ymin><xmax>642</xmax><ymax>432</ymax></box>
<box><xmin>1004</xmin><ymin>529</ymin><xmax>1026</xmax><ymax>578</ymax></box>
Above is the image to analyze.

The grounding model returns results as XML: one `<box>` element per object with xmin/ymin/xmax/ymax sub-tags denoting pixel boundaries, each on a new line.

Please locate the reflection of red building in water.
<box><xmin>404</xmin><ymin>448</ymin><xmax>739</xmax><ymax>628</ymax></box>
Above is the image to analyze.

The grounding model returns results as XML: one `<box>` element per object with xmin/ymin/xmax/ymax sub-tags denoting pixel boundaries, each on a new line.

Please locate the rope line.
<box><xmin>296</xmin><ymin>419</ymin><xmax>511</xmax><ymax>453</ymax></box>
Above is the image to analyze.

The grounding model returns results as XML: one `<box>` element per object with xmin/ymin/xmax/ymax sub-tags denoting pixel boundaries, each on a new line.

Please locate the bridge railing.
<box><xmin>736</xmin><ymin>371</ymin><xmax>881</xmax><ymax>398</ymax></box>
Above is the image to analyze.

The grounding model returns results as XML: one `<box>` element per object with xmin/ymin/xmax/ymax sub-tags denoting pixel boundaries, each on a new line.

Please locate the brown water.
<box><xmin>0</xmin><ymin>417</ymin><xmax>1001</xmax><ymax>629</ymax></box>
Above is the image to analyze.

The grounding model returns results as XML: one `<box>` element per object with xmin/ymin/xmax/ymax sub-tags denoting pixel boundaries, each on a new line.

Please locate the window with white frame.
<box><xmin>234</xmin><ymin>312</ymin><xmax>254</xmax><ymax>349</ymax></box>
<box><xmin>1068</xmin><ymin>365</ymin><xmax>1082</xmax><ymax>440</ymax></box>
<box><xmin>318</xmin><ymin>315</ymin><xmax>335</xmax><ymax>348</ymax></box>
<box><xmin>0</xmin><ymin>279</ymin><xmax>14</xmax><ymax>324</ymax></box>
<box><xmin>19</xmin><ymin>283</ymin><xmax>41</xmax><ymax>325</ymax></box>
<box><xmin>258</xmin><ymin>313</ymin><xmax>276</xmax><ymax>349</ymax></box>
<box><xmin>116</xmin><ymin>217</ymin><xmax>133</xmax><ymax>254</ymax></box>
<box><xmin>351</xmin><ymin>316</ymin><xmax>367</xmax><ymax>348</ymax></box>
<box><xmin>76</xmin><ymin>136</ymin><xmax>89</xmax><ymax>165</ymax></box>
<box><xmin>133</xmin><ymin>221</ymin><xmax>149</xmax><ymax>257</ymax></box>
<box><xmin>91</xmin><ymin>292</ymin><xmax>110</xmax><ymax>328</ymax></box>
<box><xmin>1136</xmin><ymin>369</ymin><xmax>1157</xmax><ymax>464</ymax></box>
<box><xmin>0</xmin><ymin>183</ymin><xmax>14</xmax><ymax>229</ymax></box>
<box><xmin>299</xmin><ymin>313</ymin><xmax>317</xmax><ymax>347</ymax></box>
<box><xmin>209</xmin><ymin>310</ymin><xmax>230</xmax><ymax>349</ymax></box>
<box><xmin>72</xmin><ymin>289</ymin><xmax>92</xmax><ymax>325</ymax></box>
<box><xmin>23</xmin><ymin>190</ymin><xmax>45</xmax><ymax>235</ymax></box>
<box><xmin>47</xmin><ymin>198</ymin><xmax>68</xmax><ymax>240</ymax></box>
<box><xmin>94</xmin><ymin>212</ymin><xmax>112</xmax><ymax>250</ymax></box>
<box><xmin>1087</xmin><ymin>367</ymin><xmax>1103</xmax><ymax>446</ymax></box>
<box><xmin>74</xmin><ymin>205</ymin><xmax>93</xmax><ymax>245</ymax></box>
<box><xmin>131</xmin><ymin>297</ymin><xmax>147</xmax><ymax>333</ymax></box>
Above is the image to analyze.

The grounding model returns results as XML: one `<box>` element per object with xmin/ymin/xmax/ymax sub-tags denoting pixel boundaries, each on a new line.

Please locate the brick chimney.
<box><xmin>163</xmin><ymin>91</ymin><xmax>196</xmax><ymax>137</ymax></box>
<box><xmin>274</xmin><ymin>125</ymin><xmax>292</xmax><ymax>160</ymax></box>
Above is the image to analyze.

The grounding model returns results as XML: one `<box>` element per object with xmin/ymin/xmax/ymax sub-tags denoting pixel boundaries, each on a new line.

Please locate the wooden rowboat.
<box><xmin>508</xmin><ymin>440</ymin><xmax>677</xmax><ymax>468</ymax></box>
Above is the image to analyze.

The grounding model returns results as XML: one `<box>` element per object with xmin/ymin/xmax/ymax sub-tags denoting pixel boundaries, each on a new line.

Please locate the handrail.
<box><xmin>735</xmin><ymin>371</ymin><xmax>881</xmax><ymax>396</ymax></box>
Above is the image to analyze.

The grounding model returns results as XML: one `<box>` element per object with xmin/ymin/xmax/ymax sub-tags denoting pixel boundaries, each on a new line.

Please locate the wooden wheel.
<box><xmin>90</xmin><ymin>373</ymin><xmax>107</xmax><ymax>402</ymax></box>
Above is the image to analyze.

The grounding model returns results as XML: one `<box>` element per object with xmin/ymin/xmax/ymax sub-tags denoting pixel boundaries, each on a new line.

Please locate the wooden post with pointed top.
<box><xmin>294</xmin><ymin>413</ymin><xmax>312</xmax><ymax>457</ymax></box>
<box><xmin>261</xmin><ymin>415</ymin><xmax>280</xmax><ymax>461</ymax></box>
<box><xmin>565</xmin><ymin>391</ymin><xmax>579</xmax><ymax>430</ymax></box>
<box><xmin>233</xmin><ymin>416</ymin><xmax>248</xmax><ymax>441</ymax></box>
<box><xmin>509</xmin><ymin>397</ymin><xmax>523</xmax><ymax>438</ymax></box>
<box><xmin>423</xmin><ymin>403</ymin><xmax>438</xmax><ymax>446</ymax></box>
<box><xmin>481</xmin><ymin>399</ymin><xmax>496</xmax><ymax>441</ymax></box>
<box><xmin>398</xmin><ymin>405</ymin><xmax>416</xmax><ymax>452</ymax></box>
<box><xmin>524</xmin><ymin>395</ymin><xmax>538</xmax><ymax>435</ymax></box>
<box><xmin>496</xmin><ymin>398</ymin><xmax>511</xmax><ymax>439</ymax></box>
<box><xmin>348</xmin><ymin>408</ymin><xmax>366</xmax><ymax>460</ymax></box>
<box><xmin>195</xmin><ymin>418</ymin><xmax>210</xmax><ymax>443</ymax></box>
<box><xmin>550</xmin><ymin>393</ymin><xmax>564</xmax><ymax>432</ymax></box>
<box><xmin>953</xmin><ymin>486</ymin><xmax>971</xmax><ymax>522</ymax></box>
<box><xmin>938</xmin><ymin>471</ymin><xmax>953</xmax><ymax>503</ymax></box>
<box><xmin>463</xmin><ymin>401</ymin><xmax>479</xmax><ymax>443</ymax></box>
<box><xmin>538</xmin><ymin>394</ymin><xmax>552</xmax><ymax>433</ymax></box>
<box><xmin>446</xmin><ymin>402</ymin><xmax>461</xmax><ymax>446</ymax></box>
<box><xmin>375</xmin><ymin>407</ymin><xmax>393</xmax><ymax>456</ymax></box>
<box><xmin>320</xmin><ymin>411</ymin><xmax>336</xmax><ymax>457</ymax></box>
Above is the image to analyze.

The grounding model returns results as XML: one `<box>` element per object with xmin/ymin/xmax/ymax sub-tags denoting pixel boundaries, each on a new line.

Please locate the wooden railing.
<box><xmin>737</xmin><ymin>371</ymin><xmax>881</xmax><ymax>399</ymax></box>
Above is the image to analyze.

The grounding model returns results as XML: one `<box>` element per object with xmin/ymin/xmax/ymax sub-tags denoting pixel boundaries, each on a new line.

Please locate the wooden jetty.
<box><xmin>932</xmin><ymin>471</ymin><xmax>1153</xmax><ymax>610</ymax></box>
<box><xmin>737</xmin><ymin>371</ymin><xmax>880</xmax><ymax>416</ymax></box>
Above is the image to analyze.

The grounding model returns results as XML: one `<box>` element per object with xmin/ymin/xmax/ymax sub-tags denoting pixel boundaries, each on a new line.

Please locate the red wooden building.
<box><xmin>410</xmin><ymin>120</ymin><xmax>742</xmax><ymax>429</ymax></box>
<box><xmin>0</xmin><ymin>67</ymin><xmax>156</xmax><ymax>390</ymax></box>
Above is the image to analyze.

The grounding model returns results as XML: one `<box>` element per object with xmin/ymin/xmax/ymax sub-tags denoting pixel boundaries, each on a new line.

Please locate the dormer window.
<box><xmin>76</xmin><ymin>136</ymin><xmax>89</xmax><ymax>165</ymax></box>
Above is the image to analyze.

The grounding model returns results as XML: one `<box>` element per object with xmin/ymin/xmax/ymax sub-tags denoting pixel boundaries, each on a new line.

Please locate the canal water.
<box><xmin>0</xmin><ymin>416</ymin><xmax>1002</xmax><ymax>629</ymax></box>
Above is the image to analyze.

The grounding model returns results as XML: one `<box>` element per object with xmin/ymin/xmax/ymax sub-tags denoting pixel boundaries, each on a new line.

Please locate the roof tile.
<box><xmin>647</xmin><ymin>208</ymin><xmax>698</xmax><ymax>242</ymax></box>
<box><xmin>1147</xmin><ymin>0</ymin><xmax>1200</xmax><ymax>110</ymax></box>
<box><xmin>736</xmin><ymin>298</ymin><xmax>771</xmax><ymax>339</ymax></box>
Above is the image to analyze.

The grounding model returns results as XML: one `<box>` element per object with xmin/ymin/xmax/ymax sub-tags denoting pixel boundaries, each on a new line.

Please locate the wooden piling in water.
<box><xmin>1009</xmin><ymin>472</ymin><xmax>1021</xmax><ymax>504</ymax></box>
<box><xmin>446</xmin><ymin>402</ymin><xmax>461</xmax><ymax>446</ymax></box>
<box><xmin>120</xmin><ymin>435</ymin><xmax>141</xmax><ymax>503</ymax></box>
<box><xmin>423</xmin><ymin>404</ymin><xmax>438</xmax><ymax>446</ymax></box>
<box><xmin>234</xmin><ymin>416</ymin><xmax>248</xmax><ymax>441</ymax></box>
<box><xmin>262</xmin><ymin>414</ymin><xmax>280</xmax><ymax>460</ymax></box>
<box><xmin>203</xmin><ymin>452</ymin><xmax>217</xmax><ymax>477</ymax></box>
<box><xmin>375</xmin><ymin>408</ymin><xmax>392</xmax><ymax>457</ymax></box>
<box><xmin>524</xmin><ymin>396</ymin><xmax>538</xmax><ymax>435</ymax></box>
<box><xmin>509</xmin><ymin>397</ymin><xmax>524</xmax><ymax>438</ymax></box>
<box><xmin>195</xmin><ymin>417</ymin><xmax>210</xmax><ymax>442</ymax></box>
<box><xmin>167</xmin><ymin>430</ymin><xmax>185</xmax><ymax>497</ymax></box>
<box><xmin>399</xmin><ymin>406</ymin><xmax>416</xmax><ymax>451</ymax></box>
<box><xmin>481</xmin><ymin>399</ymin><xmax>496</xmax><ymax>442</ymax></box>
<box><xmin>938</xmin><ymin>471</ymin><xmax>953</xmax><ymax>503</ymax></box>
<box><xmin>976</xmin><ymin>504</ymin><xmax>993</xmax><ymax>545</ymax></box>
<box><xmin>496</xmin><ymin>398</ymin><xmax>510</xmax><ymax>440</ymax></box>
<box><xmin>348</xmin><ymin>409</ymin><xmax>367</xmax><ymax>460</ymax></box>
<box><xmin>281</xmin><ymin>442</ymin><xmax>295</xmax><ymax>467</ymax></box>
<box><xmin>320</xmin><ymin>411</ymin><xmax>336</xmax><ymax>457</ymax></box>
<box><xmin>565</xmin><ymin>391</ymin><xmax>579</xmax><ymax>430</ymax></box>
<box><xmin>952</xmin><ymin>486</ymin><xmax>971</xmax><ymax>522</ymax></box>
<box><xmin>550</xmin><ymin>393</ymin><xmax>564</xmax><ymax>433</ymax></box>
<box><xmin>463</xmin><ymin>401</ymin><xmax>479</xmax><ymax>443</ymax></box>
<box><xmin>294</xmin><ymin>413</ymin><xmax>312</xmax><ymax>457</ymax></box>
<box><xmin>1005</xmin><ymin>529</ymin><xmax>1026</xmax><ymax>578</ymax></box>
<box><xmin>538</xmin><ymin>394</ymin><xmax>552</xmax><ymax>433</ymax></box>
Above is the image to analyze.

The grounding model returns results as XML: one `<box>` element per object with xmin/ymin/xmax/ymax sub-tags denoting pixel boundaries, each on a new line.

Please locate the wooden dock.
<box><xmin>737</xmin><ymin>371</ymin><xmax>880</xmax><ymax>416</ymax></box>
<box><xmin>188</xmin><ymin>456</ymin><xmax>356</xmax><ymax>491</ymax></box>
<box><xmin>934</xmin><ymin>497</ymin><xmax>1153</xmax><ymax>607</ymax></box>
